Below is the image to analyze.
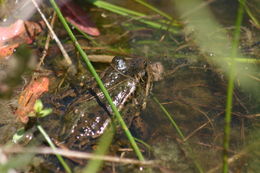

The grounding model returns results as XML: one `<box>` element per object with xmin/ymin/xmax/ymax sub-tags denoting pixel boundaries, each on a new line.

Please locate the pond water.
<box><xmin>0</xmin><ymin>0</ymin><xmax>259</xmax><ymax>172</ymax></box>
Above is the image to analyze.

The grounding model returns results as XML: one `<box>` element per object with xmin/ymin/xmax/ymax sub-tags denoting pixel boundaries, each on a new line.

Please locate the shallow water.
<box><xmin>0</xmin><ymin>0</ymin><xmax>259</xmax><ymax>172</ymax></box>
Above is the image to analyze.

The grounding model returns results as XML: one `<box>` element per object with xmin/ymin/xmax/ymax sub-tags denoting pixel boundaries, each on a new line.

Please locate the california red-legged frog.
<box><xmin>41</xmin><ymin>56</ymin><xmax>153</xmax><ymax>150</ymax></box>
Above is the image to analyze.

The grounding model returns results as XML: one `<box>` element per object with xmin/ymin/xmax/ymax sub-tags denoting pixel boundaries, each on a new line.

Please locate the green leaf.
<box><xmin>34</xmin><ymin>99</ymin><xmax>43</xmax><ymax>113</ymax></box>
<box><xmin>12</xmin><ymin>127</ymin><xmax>25</xmax><ymax>143</ymax></box>
<box><xmin>39</xmin><ymin>108</ymin><xmax>52</xmax><ymax>117</ymax></box>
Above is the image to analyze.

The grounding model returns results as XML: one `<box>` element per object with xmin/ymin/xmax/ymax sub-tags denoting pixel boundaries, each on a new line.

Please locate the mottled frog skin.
<box><xmin>41</xmin><ymin>56</ymin><xmax>152</xmax><ymax>151</ymax></box>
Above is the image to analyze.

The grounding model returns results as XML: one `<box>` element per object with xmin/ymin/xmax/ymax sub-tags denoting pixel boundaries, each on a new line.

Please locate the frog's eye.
<box><xmin>112</xmin><ymin>56</ymin><xmax>124</xmax><ymax>64</ymax></box>
<box><xmin>117</xmin><ymin>60</ymin><xmax>127</xmax><ymax>71</ymax></box>
<box><xmin>112</xmin><ymin>56</ymin><xmax>127</xmax><ymax>72</ymax></box>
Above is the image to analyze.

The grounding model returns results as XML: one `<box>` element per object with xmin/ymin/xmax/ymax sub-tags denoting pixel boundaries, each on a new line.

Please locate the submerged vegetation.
<box><xmin>0</xmin><ymin>0</ymin><xmax>259</xmax><ymax>173</ymax></box>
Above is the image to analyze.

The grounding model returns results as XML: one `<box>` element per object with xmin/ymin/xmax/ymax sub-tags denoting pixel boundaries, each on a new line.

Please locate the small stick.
<box><xmin>1</xmin><ymin>146</ymin><xmax>155</xmax><ymax>166</ymax></box>
<box><xmin>36</xmin><ymin>12</ymin><xmax>57</xmax><ymax>70</ymax></box>
<box><xmin>30</xmin><ymin>0</ymin><xmax>72</xmax><ymax>66</ymax></box>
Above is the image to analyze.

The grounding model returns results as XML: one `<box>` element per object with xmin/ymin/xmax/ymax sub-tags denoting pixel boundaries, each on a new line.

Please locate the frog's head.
<box><xmin>112</xmin><ymin>56</ymin><xmax>148</xmax><ymax>76</ymax></box>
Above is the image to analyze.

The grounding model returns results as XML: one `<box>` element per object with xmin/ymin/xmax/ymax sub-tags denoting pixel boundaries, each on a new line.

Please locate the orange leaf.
<box><xmin>16</xmin><ymin>77</ymin><xmax>49</xmax><ymax>124</ymax></box>
<box><xmin>0</xmin><ymin>20</ymin><xmax>45</xmax><ymax>58</ymax></box>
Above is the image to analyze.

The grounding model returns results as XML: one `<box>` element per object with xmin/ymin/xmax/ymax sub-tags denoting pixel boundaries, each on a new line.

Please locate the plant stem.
<box><xmin>133</xmin><ymin>0</ymin><xmax>175</xmax><ymax>22</ymax></box>
<box><xmin>83</xmin><ymin>125</ymin><xmax>115</xmax><ymax>173</ymax></box>
<box><xmin>152</xmin><ymin>96</ymin><xmax>185</xmax><ymax>139</ymax></box>
<box><xmin>152</xmin><ymin>95</ymin><xmax>204</xmax><ymax>173</ymax></box>
<box><xmin>37</xmin><ymin>124</ymin><xmax>71</xmax><ymax>173</ymax></box>
<box><xmin>86</xmin><ymin>0</ymin><xmax>180</xmax><ymax>33</ymax></box>
<box><xmin>222</xmin><ymin>0</ymin><xmax>245</xmax><ymax>172</ymax></box>
<box><xmin>239</xmin><ymin>0</ymin><xmax>259</xmax><ymax>27</ymax></box>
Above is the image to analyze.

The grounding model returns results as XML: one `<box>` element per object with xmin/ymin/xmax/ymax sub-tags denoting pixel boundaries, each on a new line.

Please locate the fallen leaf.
<box><xmin>15</xmin><ymin>77</ymin><xmax>49</xmax><ymax>124</ymax></box>
<box><xmin>0</xmin><ymin>20</ymin><xmax>25</xmax><ymax>42</ymax></box>
<box><xmin>0</xmin><ymin>43</ymin><xmax>19</xmax><ymax>57</ymax></box>
<box><xmin>57</xmin><ymin>0</ymin><xmax>100</xmax><ymax>36</ymax></box>
<box><xmin>0</xmin><ymin>20</ymin><xmax>45</xmax><ymax>58</ymax></box>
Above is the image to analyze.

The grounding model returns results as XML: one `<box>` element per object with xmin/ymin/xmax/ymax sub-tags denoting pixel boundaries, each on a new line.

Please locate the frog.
<box><xmin>40</xmin><ymin>56</ymin><xmax>153</xmax><ymax>151</ymax></box>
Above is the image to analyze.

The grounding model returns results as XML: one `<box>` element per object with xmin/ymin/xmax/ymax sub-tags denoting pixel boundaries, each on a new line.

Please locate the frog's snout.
<box><xmin>149</xmin><ymin>62</ymin><xmax>164</xmax><ymax>81</ymax></box>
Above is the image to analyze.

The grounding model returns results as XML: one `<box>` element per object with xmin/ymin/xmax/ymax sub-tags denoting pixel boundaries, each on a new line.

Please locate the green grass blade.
<box><xmin>133</xmin><ymin>0</ymin><xmax>179</xmax><ymax>24</ymax></box>
<box><xmin>222</xmin><ymin>0</ymin><xmax>245</xmax><ymax>172</ymax></box>
<box><xmin>134</xmin><ymin>137</ymin><xmax>152</xmax><ymax>152</ymax></box>
<box><xmin>49</xmin><ymin>0</ymin><xmax>145</xmax><ymax>161</ymax></box>
<box><xmin>152</xmin><ymin>96</ymin><xmax>185</xmax><ymax>139</ymax></box>
<box><xmin>239</xmin><ymin>0</ymin><xmax>259</xmax><ymax>27</ymax></box>
<box><xmin>222</xmin><ymin>57</ymin><xmax>260</xmax><ymax>63</ymax></box>
<box><xmin>152</xmin><ymin>95</ymin><xmax>204</xmax><ymax>173</ymax></box>
<box><xmin>37</xmin><ymin>124</ymin><xmax>72</xmax><ymax>173</ymax></box>
<box><xmin>86</xmin><ymin>0</ymin><xmax>180</xmax><ymax>33</ymax></box>
<box><xmin>83</xmin><ymin>125</ymin><xmax>115</xmax><ymax>173</ymax></box>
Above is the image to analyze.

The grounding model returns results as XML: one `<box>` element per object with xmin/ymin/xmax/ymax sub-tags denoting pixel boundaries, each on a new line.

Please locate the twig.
<box><xmin>244</xmin><ymin>113</ymin><xmax>260</xmax><ymax>119</ymax></box>
<box><xmin>246</xmin><ymin>73</ymin><xmax>260</xmax><ymax>82</ymax></box>
<box><xmin>1</xmin><ymin>146</ymin><xmax>155</xmax><ymax>166</ymax></box>
<box><xmin>30</xmin><ymin>0</ymin><xmax>73</xmax><ymax>66</ymax></box>
<box><xmin>207</xmin><ymin>150</ymin><xmax>247</xmax><ymax>173</ymax></box>
<box><xmin>36</xmin><ymin>11</ymin><xmax>57</xmax><ymax>70</ymax></box>
<box><xmin>207</xmin><ymin>140</ymin><xmax>260</xmax><ymax>173</ymax></box>
<box><xmin>87</xmin><ymin>55</ymin><xmax>114</xmax><ymax>63</ymax></box>
<box><xmin>184</xmin><ymin>111</ymin><xmax>223</xmax><ymax>142</ymax></box>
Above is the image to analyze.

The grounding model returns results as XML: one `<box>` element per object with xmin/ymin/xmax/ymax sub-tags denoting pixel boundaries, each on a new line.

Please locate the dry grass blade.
<box><xmin>36</xmin><ymin>12</ymin><xmax>56</xmax><ymax>71</ymax></box>
<box><xmin>30</xmin><ymin>0</ymin><xmax>73</xmax><ymax>67</ymax></box>
<box><xmin>87</xmin><ymin>55</ymin><xmax>114</xmax><ymax>63</ymax></box>
<box><xmin>2</xmin><ymin>146</ymin><xmax>155</xmax><ymax>166</ymax></box>
<box><xmin>200</xmin><ymin>137</ymin><xmax>260</xmax><ymax>173</ymax></box>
